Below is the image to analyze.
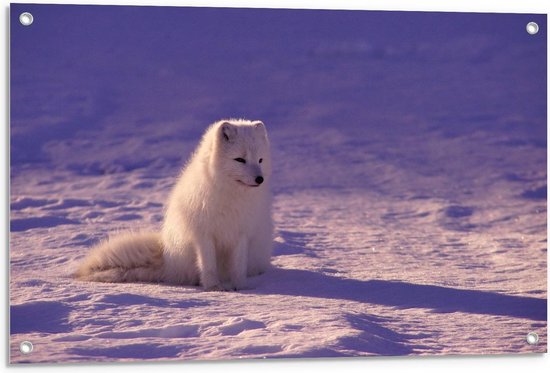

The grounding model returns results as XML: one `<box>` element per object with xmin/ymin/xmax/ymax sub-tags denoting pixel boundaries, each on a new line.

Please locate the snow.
<box><xmin>9</xmin><ymin>4</ymin><xmax>547</xmax><ymax>363</ymax></box>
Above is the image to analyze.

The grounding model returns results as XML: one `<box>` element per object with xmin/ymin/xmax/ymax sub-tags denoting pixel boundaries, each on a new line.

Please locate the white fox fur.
<box><xmin>75</xmin><ymin>119</ymin><xmax>273</xmax><ymax>291</ymax></box>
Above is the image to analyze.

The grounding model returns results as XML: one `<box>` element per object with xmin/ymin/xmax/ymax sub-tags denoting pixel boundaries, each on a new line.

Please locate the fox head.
<box><xmin>212</xmin><ymin>119</ymin><xmax>271</xmax><ymax>189</ymax></box>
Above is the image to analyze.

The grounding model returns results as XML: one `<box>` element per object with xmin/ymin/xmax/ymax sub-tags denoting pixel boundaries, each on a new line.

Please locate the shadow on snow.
<box><xmin>254</xmin><ymin>268</ymin><xmax>547</xmax><ymax>321</ymax></box>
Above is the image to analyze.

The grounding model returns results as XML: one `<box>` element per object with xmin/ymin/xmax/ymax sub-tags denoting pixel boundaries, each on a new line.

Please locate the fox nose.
<box><xmin>255</xmin><ymin>176</ymin><xmax>264</xmax><ymax>185</ymax></box>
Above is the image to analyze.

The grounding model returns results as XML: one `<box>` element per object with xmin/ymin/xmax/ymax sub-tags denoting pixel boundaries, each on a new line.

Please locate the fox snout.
<box><xmin>236</xmin><ymin>173</ymin><xmax>265</xmax><ymax>188</ymax></box>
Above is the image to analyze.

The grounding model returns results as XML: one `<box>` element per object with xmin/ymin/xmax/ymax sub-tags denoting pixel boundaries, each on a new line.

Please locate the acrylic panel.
<box><xmin>9</xmin><ymin>3</ymin><xmax>547</xmax><ymax>363</ymax></box>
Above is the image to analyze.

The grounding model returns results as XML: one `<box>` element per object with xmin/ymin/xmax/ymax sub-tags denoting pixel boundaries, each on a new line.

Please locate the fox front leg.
<box><xmin>195</xmin><ymin>239</ymin><xmax>223</xmax><ymax>291</ymax></box>
<box><xmin>228</xmin><ymin>240</ymin><xmax>248</xmax><ymax>291</ymax></box>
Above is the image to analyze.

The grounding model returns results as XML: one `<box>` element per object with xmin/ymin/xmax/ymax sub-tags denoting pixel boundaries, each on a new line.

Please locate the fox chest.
<box><xmin>202</xmin><ymin>203</ymin><xmax>255</xmax><ymax>250</ymax></box>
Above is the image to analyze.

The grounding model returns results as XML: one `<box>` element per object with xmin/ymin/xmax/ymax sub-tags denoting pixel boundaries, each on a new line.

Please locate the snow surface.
<box><xmin>9</xmin><ymin>4</ymin><xmax>547</xmax><ymax>363</ymax></box>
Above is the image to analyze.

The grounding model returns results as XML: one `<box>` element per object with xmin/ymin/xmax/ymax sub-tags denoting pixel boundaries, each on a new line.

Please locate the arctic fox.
<box><xmin>75</xmin><ymin>119</ymin><xmax>273</xmax><ymax>291</ymax></box>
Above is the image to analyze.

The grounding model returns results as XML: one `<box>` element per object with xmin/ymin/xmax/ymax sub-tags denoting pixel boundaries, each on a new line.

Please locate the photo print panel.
<box><xmin>9</xmin><ymin>3</ymin><xmax>547</xmax><ymax>364</ymax></box>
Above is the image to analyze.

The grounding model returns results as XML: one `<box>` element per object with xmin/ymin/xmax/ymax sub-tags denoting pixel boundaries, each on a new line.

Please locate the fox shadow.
<box><xmin>251</xmin><ymin>267</ymin><xmax>547</xmax><ymax>321</ymax></box>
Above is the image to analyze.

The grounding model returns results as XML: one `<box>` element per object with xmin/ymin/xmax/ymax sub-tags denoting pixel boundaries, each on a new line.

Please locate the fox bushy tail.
<box><xmin>74</xmin><ymin>231</ymin><xmax>164</xmax><ymax>283</ymax></box>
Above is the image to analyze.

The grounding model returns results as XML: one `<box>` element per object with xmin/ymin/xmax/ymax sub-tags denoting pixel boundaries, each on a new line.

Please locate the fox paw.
<box><xmin>225</xmin><ymin>282</ymin><xmax>251</xmax><ymax>291</ymax></box>
<box><xmin>204</xmin><ymin>284</ymin><xmax>227</xmax><ymax>292</ymax></box>
<box><xmin>203</xmin><ymin>283</ymin><xmax>248</xmax><ymax>292</ymax></box>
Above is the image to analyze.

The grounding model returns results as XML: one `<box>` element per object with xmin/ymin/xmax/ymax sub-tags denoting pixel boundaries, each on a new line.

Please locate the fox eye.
<box><xmin>259</xmin><ymin>158</ymin><xmax>263</xmax><ymax>163</ymax></box>
<box><xmin>234</xmin><ymin>158</ymin><xmax>246</xmax><ymax>164</ymax></box>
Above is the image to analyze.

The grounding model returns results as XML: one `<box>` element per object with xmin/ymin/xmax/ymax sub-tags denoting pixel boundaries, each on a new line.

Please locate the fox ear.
<box><xmin>253</xmin><ymin>121</ymin><xmax>267</xmax><ymax>137</ymax></box>
<box><xmin>253</xmin><ymin>121</ymin><xmax>265</xmax><ymax>130</ymax></box>
<box><xmin>220</xmin><ymin>122</ymin><xmax>237</xmax><ymax>143</ymax></box>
